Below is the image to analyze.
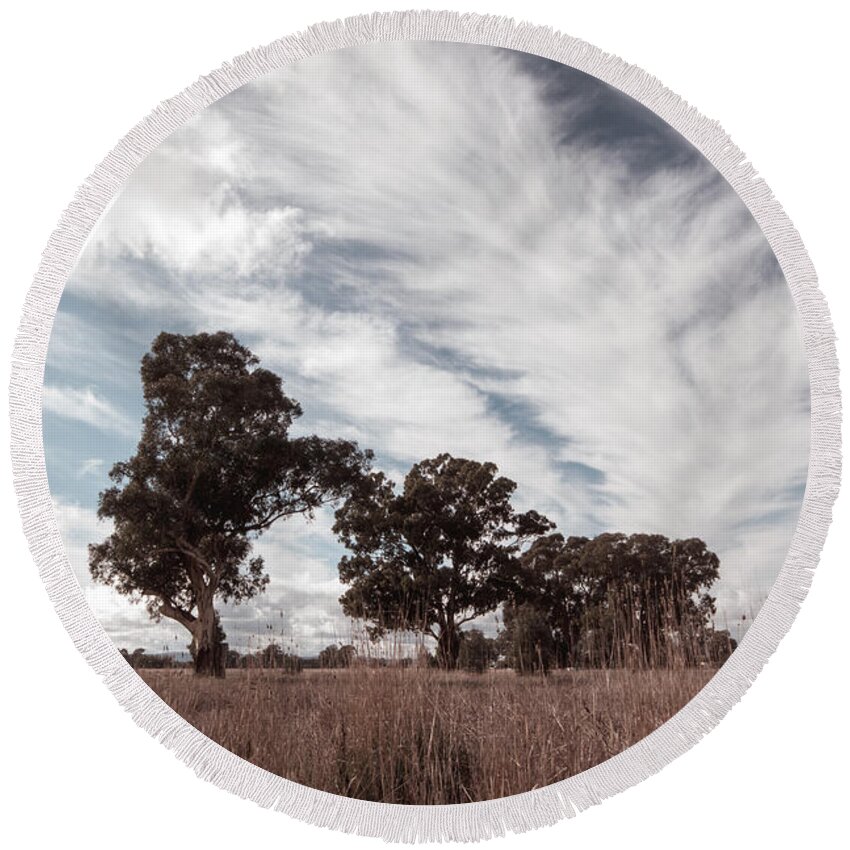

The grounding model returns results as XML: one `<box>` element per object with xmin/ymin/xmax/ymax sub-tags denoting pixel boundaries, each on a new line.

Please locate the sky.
<box><xmin>43</xmin><ymin>42</ymin><xmax>810</xmax><ymax>657</ymax></box>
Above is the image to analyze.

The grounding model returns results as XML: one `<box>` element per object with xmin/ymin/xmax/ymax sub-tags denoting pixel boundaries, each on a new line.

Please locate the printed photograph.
<box><xmin>44</xmin><ymin>42</ymin><xmax>809</xmax><ymax>803</ymax></box>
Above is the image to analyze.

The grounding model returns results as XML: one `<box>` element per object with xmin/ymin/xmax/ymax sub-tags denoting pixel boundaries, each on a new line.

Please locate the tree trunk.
<box><xmin>435</xmin><ymin>625</ymin><xmax>461</xmax><ymax>670</ymax></box>
<box><xmin>191</xmin><ymin>606</ymin><xmax>226</xmax><ymax>677</ymax></box>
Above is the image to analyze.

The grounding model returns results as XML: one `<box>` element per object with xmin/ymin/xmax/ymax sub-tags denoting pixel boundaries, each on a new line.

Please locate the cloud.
<box><xmin>50</xmin><ymin>499</ymin><xmax>160</xmax><ymax>645</ymax></box>
<box><xmin>43</xmin><ymin>385</ymin><xmax>135</xmax><ymax>437</ymax></box>
<box><xmin>76</xmin><ymin>458</ymin><xmax>104</xmax><ymax>478</ymax></box>
<box><xmin>51</xmin><ymin>497</ymin><xmax>359</xmax><ymax>656</ymax></box>
<box><xmin>109</xmin><ymin>186</ymin><xmax>317</xmax><ymax>281</ymax></box>
<box><xmin>47</xmin><ymin>42</ymin><xmax>809</xmax><ymax>646</ymax></box>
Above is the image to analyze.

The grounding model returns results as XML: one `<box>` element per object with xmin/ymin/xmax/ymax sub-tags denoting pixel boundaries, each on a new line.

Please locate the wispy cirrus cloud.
<box><xmin>43</xmin><ymin>385</ymin><xmax>136</xmax><ymax>437</ymax></box>
<box><xmin>45</xmin><ymin>42</ymin><xmax>809</xmax><ymax>652</ymax></box>
<box><xmin>76</xmin><ymin>458</ymin><xmax>104</xmax><ymax>479</ymax></box>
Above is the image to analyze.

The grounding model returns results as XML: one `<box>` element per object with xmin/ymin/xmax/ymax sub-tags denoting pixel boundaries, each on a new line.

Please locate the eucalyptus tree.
<box><xmin>90</xmin><ymin>331</ymin><xmax>372</xmax><ymax>676</ymax></box>
<box><xmin>334</xmin><ymin>453</ymin><xmax>553</xmax><ymax>669</ymax></box>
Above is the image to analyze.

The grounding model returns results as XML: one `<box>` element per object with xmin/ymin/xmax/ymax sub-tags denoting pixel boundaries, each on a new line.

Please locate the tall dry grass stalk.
<box><xmin>142</xmin><ymin>665</ymin><xmax>713</xmax><ymax>803</ymax></box>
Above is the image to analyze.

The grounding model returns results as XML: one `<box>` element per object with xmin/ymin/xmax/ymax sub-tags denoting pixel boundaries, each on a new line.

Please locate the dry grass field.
<box><xmin>141</xmin><ymin>666</ymin><xmax>714</xmax><ymax>803</ymax></box>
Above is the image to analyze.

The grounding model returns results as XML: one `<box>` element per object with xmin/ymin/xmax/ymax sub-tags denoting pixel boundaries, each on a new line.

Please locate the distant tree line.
<box><xmin>318</xmin><ymin>643</ymin><xmax>356</xmax><ymax>668</ymax></box>
<box><xmin>119</xmin><ymin>647</ymin><xmax>189</xmax><ymax>669</ymax></box>
<box><xmin>93</xmin><ymin>332</ymin><xmax>738</xmax><ymax>677</ymax></box>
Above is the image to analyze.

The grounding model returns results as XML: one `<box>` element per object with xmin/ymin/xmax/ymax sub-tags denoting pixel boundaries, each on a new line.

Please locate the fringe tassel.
<box><xmin>8</xmin><ymin>9</ymin><xmax>841</xmax><ymax>843</ymax></box>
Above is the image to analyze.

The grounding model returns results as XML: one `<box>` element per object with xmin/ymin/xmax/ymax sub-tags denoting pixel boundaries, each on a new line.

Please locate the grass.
<box><xmin>140</xmin><ymin>665</ymin><xmax>714</xmax><ymax>803</ymax></box>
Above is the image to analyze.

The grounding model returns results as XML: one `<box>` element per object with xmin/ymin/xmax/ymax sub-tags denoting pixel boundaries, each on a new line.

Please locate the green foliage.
<box><xmin>333</xmin><ymin>453</ymin><xmax>554</xmax><ymax>669</ymax></box>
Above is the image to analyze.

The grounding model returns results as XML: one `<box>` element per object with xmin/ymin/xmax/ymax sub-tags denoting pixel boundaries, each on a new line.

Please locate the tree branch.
<box><xmin>158</xmin><ymin>598</ymin><xmax>196</xmax><ymax>630</ymax></box>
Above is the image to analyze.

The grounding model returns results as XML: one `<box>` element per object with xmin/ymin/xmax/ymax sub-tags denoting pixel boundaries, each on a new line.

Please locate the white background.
<box><xmin>1</xmin><ymin>2</ymin><xmax>846</xmax><ymax>848</ymax></box>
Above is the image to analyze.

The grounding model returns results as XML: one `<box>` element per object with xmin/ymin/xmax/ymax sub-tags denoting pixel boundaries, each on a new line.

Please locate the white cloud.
<box><xmin>116</xmin><ymin>185</ymin><xmax>316</xmax><ymax>281</ymax></box>
<box><xmin>51</xmin><ymin>42</ymin><xmax>809</xmax><ymax>643</ymax></box>
<box><xmin>70</xmin><ymin>108</ymin><xmax>326</xmax><ymax>313</ymax></box>
<box><xmin>43</xmin><ymin>385</ymin><xmax>135</xmax><ymax>437</ymax></box>
<box><xmin>50</xmin><ymin>499</ymin><xmax>164</xmax><ymax>646</ymax></box>
<box><xmin>76</xmin><ymin>458</ymin><xmax>104</xmax><ymax>478</ymax></box>
<box><xmin>51</xmin><ymin>497</ymin><xmax>359</xmax><ymax>656</ymax></box>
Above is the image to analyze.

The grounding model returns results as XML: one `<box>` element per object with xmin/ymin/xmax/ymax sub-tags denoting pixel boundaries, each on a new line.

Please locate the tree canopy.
<box><xmin>89</xmin><ymin>331</ymin><xmax>372</xmax><ymax>676</ymax></box>
<box><xmin>318</xmin><ymin>644</ymin><xmax>357</xmax><ymax>669</ymax></box>
<box><xmin>88</xmin><ymin>331</ymin><xmax>735</xmax><ymax>677</ymax></box>
<box><xmin>333</xmin><ymin>453</ymin><xmax>554</xmax><ymax>668</ymax></box>
<box><xmin>457</xmin><ymin>628</ymin><xmax>500</xmax><ymax>673</ymax></box>
<box><xmin>512</xmin><ymin>531</ymin><xmax>724</xmax><ymax>668</ymax></box>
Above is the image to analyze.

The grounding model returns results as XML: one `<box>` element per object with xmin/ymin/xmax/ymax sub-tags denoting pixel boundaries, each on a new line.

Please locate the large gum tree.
<box><xmin>89</xmin><ymin>331</ymin><xmax>372</xmax><ymax>676</ymax></box>
<box><xmin>334</xmin><ymin>453</ymin><xmax>553</xmax><ymax>669</ymax></box>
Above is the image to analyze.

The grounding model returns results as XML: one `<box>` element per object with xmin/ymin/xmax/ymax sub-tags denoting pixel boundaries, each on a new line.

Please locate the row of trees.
<box><xmin>91</xmin><ymin>332</ymin><xmax>735</xmax><ymax>676</ymax></box>
<box><xmin>502</xmin><ymin>532</ymin><xmax>737</xmax><ymax>672</ymax></box>
<box><xmin>334</xmin><ymin>457</ymin><xmax>735</xmax><ymax>671</ymax></box>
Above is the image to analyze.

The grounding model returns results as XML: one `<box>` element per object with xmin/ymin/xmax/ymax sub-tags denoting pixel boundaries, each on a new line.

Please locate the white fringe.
<box><xmin>8</xmin><ymin>9</ymin><xmax>841</xmax><ymax>843</ymax></box>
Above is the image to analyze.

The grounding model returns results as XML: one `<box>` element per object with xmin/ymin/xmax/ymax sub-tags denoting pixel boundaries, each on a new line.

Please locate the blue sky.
<box><xmin>44</xmin><ymin>42</ymin><xmax>810</xmax><ymax>656</ymax></box>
